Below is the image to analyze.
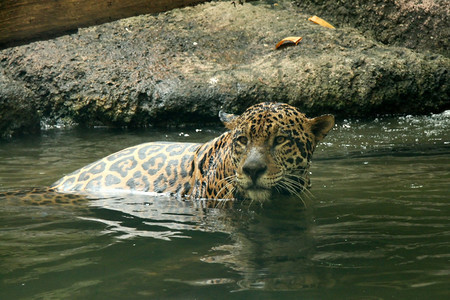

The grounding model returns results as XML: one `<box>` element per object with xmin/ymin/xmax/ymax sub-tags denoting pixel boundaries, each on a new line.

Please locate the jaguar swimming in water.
<box><xmin>51</xmin><ymin>102</ymin><xmax>334</xmax><ymax>203</ymax></box>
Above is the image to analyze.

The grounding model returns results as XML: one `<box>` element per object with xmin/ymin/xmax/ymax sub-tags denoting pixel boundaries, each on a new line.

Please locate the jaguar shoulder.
<box><xmin>51</xmin><ymin>102</ymin><xmax>334</xmax><ymax>202</ymax></box>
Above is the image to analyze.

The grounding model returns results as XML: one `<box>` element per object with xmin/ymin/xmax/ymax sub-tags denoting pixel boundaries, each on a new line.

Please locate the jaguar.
<box><xmin>50</xmin><ymin>102</ymin><xmax>334</xmax><ymax>203</ymax></box>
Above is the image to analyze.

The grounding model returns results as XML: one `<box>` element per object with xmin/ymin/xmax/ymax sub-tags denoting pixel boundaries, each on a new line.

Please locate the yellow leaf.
<box><xmin>308</xmin><ymin>16</ymin><xmax>335</xmax><ymax>29</ymax></box>
<box><xmin>275</xmin><ymin>36</ymin><xmax>303</xmax><ymax>49</ymax></box>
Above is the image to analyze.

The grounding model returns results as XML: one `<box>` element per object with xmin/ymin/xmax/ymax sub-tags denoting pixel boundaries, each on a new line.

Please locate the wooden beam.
<box><xmin>0</xmin><ymin>0</ymin><xmax>207</xmax><ymax>49</ymax></box>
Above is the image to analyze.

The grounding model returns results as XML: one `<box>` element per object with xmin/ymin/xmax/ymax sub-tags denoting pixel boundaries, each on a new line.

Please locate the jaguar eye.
<box><xmin>274</xmin><ymin>136</ymin><xmax>287</xmax><ymax>145</ymax></box>
<box><xmin>237</xmin><ymin>136</ymin><xmax>248</xmax><ymax>145</ymax></box>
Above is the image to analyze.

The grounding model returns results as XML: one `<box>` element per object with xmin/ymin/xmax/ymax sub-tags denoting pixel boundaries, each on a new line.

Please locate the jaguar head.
<box><xmin>220</xmin><ymin>102</ymin><xmax>334</xmax><ymax>202</ymax></box>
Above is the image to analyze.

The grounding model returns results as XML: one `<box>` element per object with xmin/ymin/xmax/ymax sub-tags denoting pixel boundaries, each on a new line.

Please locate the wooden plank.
<box><xmin>0</xmin><ymin>0</ymin><xmax>207</xmax><ymax>49</ymax></box>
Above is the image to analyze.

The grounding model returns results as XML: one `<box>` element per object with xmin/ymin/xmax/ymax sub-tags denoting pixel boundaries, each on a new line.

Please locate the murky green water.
<box><xmin>1</xmin><ymin>112</ymin><xmax>449</xmax><ymax>299</ymax></box>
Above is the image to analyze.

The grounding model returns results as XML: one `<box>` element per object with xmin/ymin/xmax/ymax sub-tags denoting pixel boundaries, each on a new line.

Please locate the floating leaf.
<box><xmin>308</xmin><ymin>16</ymin><xmax>335</xmax><ymax>29</ymax></box>
<box><xmin>275</xmin><ymin>36</ymin><xmax>303</xmax><ymax>49</ymax></box>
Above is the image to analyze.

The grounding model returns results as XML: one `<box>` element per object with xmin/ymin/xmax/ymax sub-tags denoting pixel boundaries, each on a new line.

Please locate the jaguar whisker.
<box><xmin>277</xmin><ymin>180</ymin><xmax>307</xmax><ymax>207</ymax></box>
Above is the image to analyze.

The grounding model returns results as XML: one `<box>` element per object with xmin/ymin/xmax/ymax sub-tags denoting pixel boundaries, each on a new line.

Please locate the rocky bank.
<box><xmin>0</xmin><ymin>0</ymin><xmax>449</xmax><ymax>138</ymax></box>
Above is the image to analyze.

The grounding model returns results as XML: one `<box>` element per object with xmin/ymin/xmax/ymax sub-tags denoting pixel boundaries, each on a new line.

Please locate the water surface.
<box><xmin>1</xmin><ymin>113</ymin><xmax>449</xmax><ymax>299</ymax></box>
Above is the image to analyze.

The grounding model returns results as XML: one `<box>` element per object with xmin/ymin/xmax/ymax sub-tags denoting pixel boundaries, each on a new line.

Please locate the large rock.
<box><xmin>0</xmin><ymin>70</ymin><xmax>40</xmax><ymax>139</ymax></box>
<box><xmin>294</xmin><ymin>0</ymin><xmax>450</xmax><ymax>57</ymax></box>
<box><xmin>0</xmin><ymin>1</ymin><xmax>449</xmax><ymax>137</ymax></box>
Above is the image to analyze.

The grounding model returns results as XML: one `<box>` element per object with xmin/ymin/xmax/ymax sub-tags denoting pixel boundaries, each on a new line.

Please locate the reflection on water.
<box><xmin>0</xmin><ymin>112</ymin><xmax>449</xmax><ymax>299</ymax></box>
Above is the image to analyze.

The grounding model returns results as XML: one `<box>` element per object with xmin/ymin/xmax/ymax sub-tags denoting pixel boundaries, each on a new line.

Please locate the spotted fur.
<box><xmin>51</xmin><ymin>102</ymin><xmax>334</xmax><ymax>202</ymax></box>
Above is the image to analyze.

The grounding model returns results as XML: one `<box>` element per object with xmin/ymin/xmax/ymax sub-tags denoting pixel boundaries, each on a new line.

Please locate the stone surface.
<box><xmin>0</xmin><ymin>1</ymin><xmax>449</xmax><ymax>138</ymax></box>
<box><xmin>0</xmin><ymin>70</ymin><xmax>40</xmax><ymax>139</ymax></box>
<box><xmin>294</xmin><ymin>0</ymin><xmax>450</xmax><ymax>57</ymax></box>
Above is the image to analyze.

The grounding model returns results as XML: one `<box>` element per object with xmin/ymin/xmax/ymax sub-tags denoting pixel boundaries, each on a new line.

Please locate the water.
<box><xmin>1</xmin><ymin>112</ymin><xmax>449</xmax><ymax>299</ymax></box>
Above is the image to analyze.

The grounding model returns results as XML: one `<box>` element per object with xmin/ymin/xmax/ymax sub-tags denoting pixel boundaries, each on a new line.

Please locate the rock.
<box><xmin>0</xmin><ymin>1</ymin><xmax>449</xmax><ymax>138</ymax></box>
<box><xmin>294</xmin><ymin>0</ymin><xmax>450</xmax><ymax>57</ymax></box>
<box><xmin>0</xmin><ymin>69</ymin><xmax>40</xmax><ymax>139</ymax></box>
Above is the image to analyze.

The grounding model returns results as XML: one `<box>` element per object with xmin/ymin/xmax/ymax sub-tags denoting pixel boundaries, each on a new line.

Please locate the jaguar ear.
<box><xmin>309</xmin><ymin>114</ymin><xmax>335</xmax><ymax>142</ymax></box>
<box><xmin>219</xmin><ymin>110</ymin><xmax>238</xmax><ymax>130</ymax></box>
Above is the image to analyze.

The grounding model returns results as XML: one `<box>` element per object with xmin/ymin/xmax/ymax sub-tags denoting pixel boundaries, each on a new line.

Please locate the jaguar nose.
<box><xmin>242</xmin><ymin>160</ymin><xmax>267</xmax><ymax>183</ymax></box>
